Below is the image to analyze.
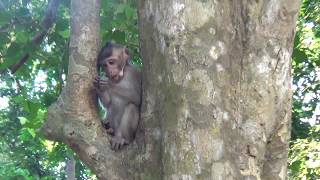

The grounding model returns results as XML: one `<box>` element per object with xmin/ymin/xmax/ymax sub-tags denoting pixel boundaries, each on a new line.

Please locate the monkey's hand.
<box><xmin>110</xmin><ymin>136</ymin><xmax>129</xmax><ymax>151</ymax></box>
<box><xmin>93</xmin><ymin>76</ymin><xmax>102</xmax><ymax>90</ymax></box>
<box><xmin>95</xmin><ymin>76</ymin><xmax>113</xmax><ymax>89</ymax></box>
<box><xmin>93</xmin><ymin>77</ymin><xmax>112</xmax><ymax>106</ymax></box>
<box><xmin>94</xmin><ymin>76</ymin><xmax>112</xmax><ymax>90</ymax></box>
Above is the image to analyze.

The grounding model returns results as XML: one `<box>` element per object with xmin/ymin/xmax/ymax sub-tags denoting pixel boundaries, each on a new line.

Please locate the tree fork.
<box><xmin>41</xmin><ymin>0</ymin><xmax>144</xmax><ymax>179</ymax></box>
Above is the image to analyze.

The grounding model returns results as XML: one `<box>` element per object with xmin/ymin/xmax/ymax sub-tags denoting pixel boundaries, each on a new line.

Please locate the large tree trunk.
<box><xmin>41</xmin><ymin>0</ymin><xmax>300</xmax><ymax>179</ymax></box>
<box><xmin>138</xmin><ymin>0</ymin><xmax>300</xmax><ymax>179</ymax></box>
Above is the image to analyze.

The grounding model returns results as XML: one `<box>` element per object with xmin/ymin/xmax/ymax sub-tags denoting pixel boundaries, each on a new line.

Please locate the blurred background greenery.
<box><xmin>0</xmin><ymin>0</ymin><xmax>318</xmax><ymax>179</ymax></box>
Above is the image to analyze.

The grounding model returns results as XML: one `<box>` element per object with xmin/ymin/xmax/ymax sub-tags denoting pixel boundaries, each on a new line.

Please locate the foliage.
<box><xmin>100</xmin><ymin>0</ymin><xmax>141</xmax><ymax>65</ymax></box>
<box><xmin>289</xmin><ymin>126</ymin><xmax>320</xmax><ymax>179</ymax></box>
<box><xmin>292</xmin><ymin>0</ymin><xmax>320</xmax><ymax>138</ymax></box>
<box><xmin>289</xmin><ymin>0</ymin><xmax>320</xmax><ymax>178</ymax></box>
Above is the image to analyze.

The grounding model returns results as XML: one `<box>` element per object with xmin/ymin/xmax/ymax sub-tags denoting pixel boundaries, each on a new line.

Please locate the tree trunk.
<box><xmin>138</xmin><ymin>0</ymin><xmax>300</xmax><ymax>179</ymax></box>
<box><xmin>41</xmin><ymin>0</ymin><xmax>301</xmax><ymax>179</ymax></box>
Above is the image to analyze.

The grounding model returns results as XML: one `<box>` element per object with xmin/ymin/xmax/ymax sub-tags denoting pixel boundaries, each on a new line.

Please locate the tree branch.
<box><xmin>1</xmin><ymin>0</ymin><xmax>60</xmax><ymax>74</ymax></box>
<box><xmin>40</xmin><ymin>1</ymin><xmax>148</xmax><ymax>179</ymax></box>
<box><xmin>10</xmin><ymin>54</ymin><xmax>29</xmax><ymax>74</ymax></box>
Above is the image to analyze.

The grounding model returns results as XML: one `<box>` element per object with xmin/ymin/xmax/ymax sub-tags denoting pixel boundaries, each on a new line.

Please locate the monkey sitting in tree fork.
<box><xmin>93</xmin><ymin>42</ymin><xmax>141</xmax><ymax>151</ymax></box>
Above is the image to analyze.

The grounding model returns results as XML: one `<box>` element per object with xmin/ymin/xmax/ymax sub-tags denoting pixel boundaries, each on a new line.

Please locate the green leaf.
<box><xmin>19</xmin><ymin>129</ymin><xmax>32</xmax><ymax>141</ymax></box>
<box><xmin>115</xmin><ymin>4</ymin><xmax>126</xmax><ymax>14</ymax></box>
<box><xmin>27</xmin><ymin>128</ymin><xmax>36</xmax><ymax>138</ymax></box>
<box><xmin>292</xmin><ymin>48</ymin><xmax>308</xmax><ymax>63</ymax></box>
<box><xmin>15</xmin><ymin>31</ymin><xmax>29</xmax><ymax>43</ymax></box>
<box><xmin>55</xmin><ymin>19</ymin><xmax>69</xmax><ymax>32</ymax></box>
<box><xmin>290</xmin><ymin>160</ymin><xmax>302</xmax><ymax>175</ymax></box>
<box><xmin>124</xmin><ymin>6</ymin><xmax>135</xmax><ymax>19</ymax></box>
<box><xmin>14</xmin><ymin>64</ymin><xmax>31</xmax><ymax>78</ymax></box>
<box><xmin>12</xmin><ymin>96</ymin><xmax>25</xmax><ymax>104</ymax></box>
<box><xmin>25</xmin><ymin>101</ymin><xmax>40</xmax><ymax>117</ymax></box>
<box><xmin>111</xmin><ymin>30</ymin><xmax>125</xmax><ymax>44</ymax></box>
<box><xmin>58</xmin><ymin>29</ymin><xmax>70</xmax><ymax>38</ymax></box>
<box><xmin>18</xmin><ymin>117</ymin><xmax>28</xmax><ymax>125</ymax></box>
<box><xmin>0</xmin><ymin>42</ymin><xmax>23</xmax><ymax>70</ymax></box>
<box><xmin>55</xmin><ymin>19</ymin><xmax>70</xmax><ymax>38</ymax></box>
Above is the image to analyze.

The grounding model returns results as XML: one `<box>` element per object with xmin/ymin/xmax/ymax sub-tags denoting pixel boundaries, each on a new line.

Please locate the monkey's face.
<box><xmin>98</xmin><ymin>43</ymin><xmax>130</xmax><ymax>83</ymax></box>
<box><xmin>103</xmin><ymin>58</ymin><xmax>124</xmax><ymax>82</ymax></box>
<box><xmin>103</xmin><ymin>49</ymin><xmax>128</xmax><ymax>83</ymax></box>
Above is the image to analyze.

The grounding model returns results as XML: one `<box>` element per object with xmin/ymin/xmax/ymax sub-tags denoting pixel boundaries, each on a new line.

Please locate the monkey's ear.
<box><xmin>122</xmin><ymin>47</ymin><xmax>130</xmax><ymax>62</ymax></box>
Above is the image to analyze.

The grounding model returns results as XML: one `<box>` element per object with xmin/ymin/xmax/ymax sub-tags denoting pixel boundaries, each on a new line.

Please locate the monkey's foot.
<box><xmin>110</xmin><ymin>136</ymin><xmax>129</xmax><ymax>151</ymax></box>
<box><xmin>106</xmin><ymin>127</ymin><xmax>114</xmax><ymax>135</ymax></box>
<box><xmin>103</xmin><ymin>122</ymin><xmax>114</xmax><ymax>135</ymax></box>
<box><xmin>103</xmin><ymin>121</ymin><xmax>111</xmax><ymax>128</ymax></box>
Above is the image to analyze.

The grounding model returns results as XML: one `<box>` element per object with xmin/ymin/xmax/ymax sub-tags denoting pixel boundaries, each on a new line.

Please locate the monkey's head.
<box><xmin>97</xmin><ymin>42</ymin><xmax>130</xmax><ymax>82</ymax></box>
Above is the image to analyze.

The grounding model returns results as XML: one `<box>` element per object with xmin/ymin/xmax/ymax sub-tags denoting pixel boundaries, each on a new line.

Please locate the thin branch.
<box><xmin>10</xmin><ymin>54</ymin><xmax>29</xmax><ymax>74</ymax></box>
<box><xmin>1</xmin><ymin>0</ymin><xmax>60</xmax><ymax>75</ymax></box>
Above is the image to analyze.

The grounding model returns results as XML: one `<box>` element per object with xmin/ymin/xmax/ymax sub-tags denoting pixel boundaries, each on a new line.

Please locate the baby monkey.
<box><xmin>94</xmin><ymin>42</ymin><xmax>141</xmax><ymax>150</ymax></box>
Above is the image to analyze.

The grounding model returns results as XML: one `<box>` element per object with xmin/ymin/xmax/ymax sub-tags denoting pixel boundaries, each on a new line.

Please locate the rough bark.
<box><xmin>41</xmin><ymin>0</ymin><xmax>300</xmax><ymax>179</ymax></box>
<box><xmin>138</xmin><ymin>0</ymin><xmax>300</xmax><ymax>179</ymax></box>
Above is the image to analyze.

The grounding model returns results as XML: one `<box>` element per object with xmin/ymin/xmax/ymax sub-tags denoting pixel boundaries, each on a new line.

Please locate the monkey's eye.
<box><xmin>108</xmin><ymin>60</ymin><xmax>115</xmax><ymax>65</ymax></box>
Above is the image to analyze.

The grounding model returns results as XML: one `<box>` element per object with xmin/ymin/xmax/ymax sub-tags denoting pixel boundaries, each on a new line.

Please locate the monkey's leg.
<box><xmin>110</xmin><ymin>104</ymin><xmax>139</xmax><ymax>150</ymax></box>
<box><xmin>119</xmin><ymin>103</ymin><xmax>139</xmax><ymax>142</ymax></box>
